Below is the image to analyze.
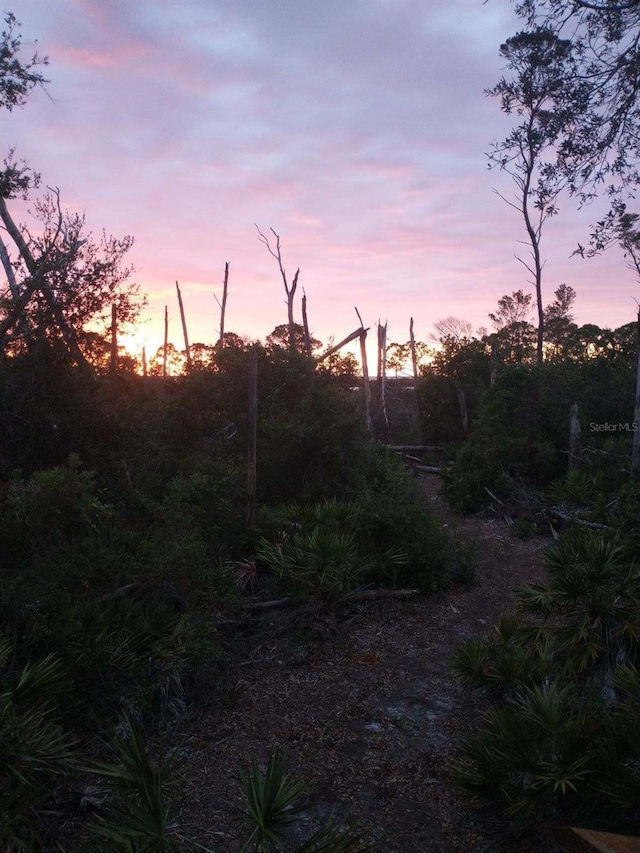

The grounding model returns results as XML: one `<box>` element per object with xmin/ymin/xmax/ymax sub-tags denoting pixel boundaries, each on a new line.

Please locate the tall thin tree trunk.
<box><xmin>247</xmin><ymin>346</ymin><xmax>258</xmax><ymax>524</ymax></box>
<box><xmin>217</xmin><ymin>262</ymin><xmax>229</xmax><ymax>351</ymax></box>
<box><xmin>379</xmin><ymin>322</ymin><xmax>390</xmax><ymax>441</ymax></box>
<box><xmin>142</xmin><ymin>345</ymin><xmax>147</xmax><ymax>377</ymax></box>
<box><xmin>301</xmin><ymin>289</ymin><xmax>312</xmax><ymax>357</ymax></box>
<box><xmin>288</xmin><ymin>269</ymin><xmax>299</xmax><ymax>352</ymax></box>
<box><xmin>163</xmin><ymin>305</ymin><xmax>168</xmax><ymax>379</ymax></box>
<box><xmin>409</xmin><ymin>317</ymin><xmax>418</xmax><ymax>380</ymax></box>
<box><xmin>176</xmin><ymin>281</ymin><xmax>192</xmax><ymax>374</ymax></box>
<box><xmin>520</xmin><ymin>144</ymin><xmax>544</xmax><ymax>366</ymax></box>
<box><xmin>569</xmin><ymin>401</ymin><xmax>581</xmax><ymax>472</ymax></box>
<box><xmin>359</xmin><ymin>330</ymin><xmax>372</xmax><ymax>436</ymax></box>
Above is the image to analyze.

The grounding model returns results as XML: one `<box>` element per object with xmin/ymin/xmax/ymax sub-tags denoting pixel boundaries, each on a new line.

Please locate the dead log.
<box><xmin>387</xmin><ymin>445</ymin><xmax>443</xmax><ymax>452</ymax></box>
<box><xmin>546</xmin><ymin>509</ymin><xmax>609</xmax><ymax>530</ymax></box>
<box><xmin>244</xmin><ymin>588</ymin><xmax>423</xmax><ymax>612</ymax></box>
<box><xmin>552</xmin><ymin>825</ymin><xmax>640</xmax><ymax>852</ymax></box>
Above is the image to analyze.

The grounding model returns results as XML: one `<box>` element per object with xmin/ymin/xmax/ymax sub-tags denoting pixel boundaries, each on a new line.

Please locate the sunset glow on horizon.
<box><xmin>5</xmin><ymin>0</ymin><xmax>639</xmax><ymax>368</ymax></box>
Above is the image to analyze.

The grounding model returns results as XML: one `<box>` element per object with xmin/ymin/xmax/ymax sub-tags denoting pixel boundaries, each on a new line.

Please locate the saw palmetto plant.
<box><xmin>0</xmin><ymin>638</ymin><xmax>74</xmax><ymax>851</ymax></box>
<box><xmin>517</xmin><ymin>530</ymin><xmax>640</xmax><ymax>676</ymax></box>
<box><xmin>241</xmin><ymin>752</ymin><xmax>370</xmax><ymax>853</ymax></box>
<box><xmin>453</xmin><ymin>529</ymin><xmax>640</xmax><ymax>825</ymax></box>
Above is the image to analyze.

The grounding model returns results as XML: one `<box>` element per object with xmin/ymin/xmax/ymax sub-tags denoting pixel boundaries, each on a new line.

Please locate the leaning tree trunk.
<box><xmin>176</xmin><ymin>281</ymin><xmax>192</xmax><ymax>374</ymax></box>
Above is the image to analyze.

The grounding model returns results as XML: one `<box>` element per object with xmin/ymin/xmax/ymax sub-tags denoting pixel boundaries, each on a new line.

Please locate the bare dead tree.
<box><xmin>301</xmin><ymin>289</ymin><xmax>312</xmax><ymax>357</ymax></box>
<box><xmin>215</xmin><ymin>261</ymin><xmax>230</xmax><ymax>351</ymax></box>
<box><xmin>409</xmin><ymin>317</ymin><xmax>418</xmax><ymax>381</ymax></box>
<box><xmin>355</xmin><ymin>307</ymin><xmax>372</xmax><ymax>436</ymax></box>
<box><xmin>176</xmin><ymin>281</ymin><xmax>192</xmax><ymax>374</ymax></box>
<box><xmin>378</xmin><ymin>321</ymin><xmax>390</xmax><ymax>441</ymax></box>
<box><xmin>163</xmin><ymin>305</ymin><xmax>168</xmax><ymax>379</ymax></box>
<box><xmin>256</xmin><ymin>225</ymin><xmax>299</xmax><ymax>352</ymax></box>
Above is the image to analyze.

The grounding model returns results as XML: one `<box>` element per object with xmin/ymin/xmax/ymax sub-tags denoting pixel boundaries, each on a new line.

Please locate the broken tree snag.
<box><xmin>246</xmin><ymin>345</ymin><xmax>258</xmax><ymax>525</ymax></box>
<box><xmin>163</xmin><ymin>304</ymin><xmax>169</xmax><ymax>379</ymax></box>
<box><xmin>110</xmin><ymin>302</ymin><xmax>118</xmax><ymax>375</ymax></box>
<box><xmin>301</xmin><ymin>289</ymin><xmax>312</xmax><ymax>357</ymax></box>
<box><xmin>378</xmin><ymin>320</ymin><xmax>390</xmax><ymax>441</ymax></box>
<box><xmin>632</xmin><ymin>307</ymin><xmax>640</xmax><ymax>477</ymax></box>
<box><xmin>409</xmin><ymin>316</ymin><xmax>418</xmax><ymax>380</ymax></box>
<box><xmin>176</xmin><ymin>281</ymin><xmax>192</xmax><ymax>374</ymax></box>
<box><xmin>216</xmin><ymin>261</ymin><xmax>230</xmax><ymax>352</ymax></box>
<box><xmin>569</xmin><ymin>402</ymin><xmax>581</xmax><ymax>472</ymax></box>
<box><xmin>355</xmin><ymin>307</ymin><xmax>372</xmax><ymax>436</ymax></box>
<box><xmin>359</xmin><ymin>330</ymin><xmax>372</xmax><ymax>435</ymax></box>
<box><xmin>316</xmin><ymin>327</ymin><xmax>365</xmax><ymax>362</ymax></box>
<box><xmin>255</xmin><ymin>225</ymin><xmax>299</xmax><ymax>352</ymax></box>
<box><xmin>142</xmin><ymin>345</ymin><xmax>147</xmax><ymax>377</ymax></box>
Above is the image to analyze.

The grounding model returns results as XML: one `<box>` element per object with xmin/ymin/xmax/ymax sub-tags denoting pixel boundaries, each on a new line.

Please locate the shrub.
<box><xmin>0</xmin><ymin>639</ymin><xmax>74</xmax><ymax>850</ymax></box>
<box><xmin>453</xmin><ymin>528</ymin><xmax>640</xmax><ymax>828</ymax></box>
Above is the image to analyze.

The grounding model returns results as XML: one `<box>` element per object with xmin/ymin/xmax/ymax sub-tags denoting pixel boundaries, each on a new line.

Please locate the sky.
<box><xmin>3</xmin><ymin>0</ymin><xmax>639</xmax><ymax>364</ymax></box>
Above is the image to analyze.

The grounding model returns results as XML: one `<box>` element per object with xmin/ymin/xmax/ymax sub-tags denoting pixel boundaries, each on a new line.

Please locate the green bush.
<box><xmin>257</xmin><ymin>447</ymin><xmax>455</xmax><ymax>597</ymax></box>
<box><xmin>442</xmin><ymin>359</ymin><xmax>637</xmax><ymax>512</ymax></box>
<box><xmin>0</xmin><ymin>638</ymin><xmax>74</xmax><ymax>850</ymax></box>
<box><xmin>453</xmin><ymin>528</ymin><xmax>640</xmax><ymax>828</ymax></box>
<box><xmin>31</xmin><ymin>596</ymin><xmax>189</xmax><ymax>728</ymax></box>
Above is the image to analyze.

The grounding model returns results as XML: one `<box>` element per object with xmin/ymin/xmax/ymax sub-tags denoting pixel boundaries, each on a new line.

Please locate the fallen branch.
<box><xmin>244</xmin><ymin>598</ymin><xmax>291</xmax><ymax>612</ymax></box>
<box><xmin>244</xmin><ymin>588</ymin><xmax>423</xmax><ymax>612</ymax></box>
<box><xmin>341</xmin><ymin>588</ymin><xmax>421</xmax><ymax>603</ymax></box>
<box><xmin>387</xmin><ymin>445</ymin><xmax>443</xmax><ymax>452</ymax></box>
<box><xmin>546</xmin><ymin>509</ymin><xmax>610</xmax><ymax>530</ymax></box>
<box><xmin>415</xmin><ymin>465</ymin><xmax>444</xmax><ymax>474</ymax></box>
<box><xmin>485</xmin><ymin>487</ymin><xmax>506</xmax><ymax>507</ymax></box>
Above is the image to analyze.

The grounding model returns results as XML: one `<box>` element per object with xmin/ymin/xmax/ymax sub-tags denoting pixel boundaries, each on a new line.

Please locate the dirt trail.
<box><xmin>174</xmin><ymin>474</ymin><xmax>548</xmax><ymax>852</ymax></box>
